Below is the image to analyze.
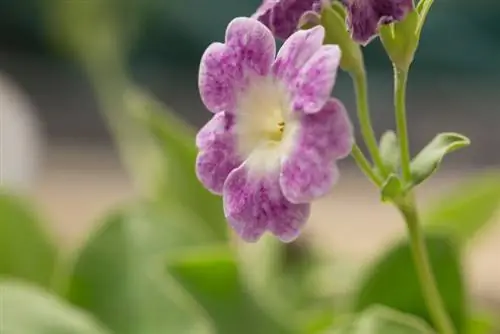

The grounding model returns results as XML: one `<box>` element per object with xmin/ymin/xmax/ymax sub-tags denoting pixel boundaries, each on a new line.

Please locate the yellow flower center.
<box><xmin>269</xmin><ymin>121</ymin><xmax>285</xmax><ymax>142</ymax></box>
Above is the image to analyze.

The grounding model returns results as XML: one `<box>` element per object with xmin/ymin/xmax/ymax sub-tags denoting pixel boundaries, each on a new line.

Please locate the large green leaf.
<box><xmin>167</xmin><ymin>245</ymin><xmax>291</xmax><ymax>334</ymax></box>
<box><xmin>67</xmin><ymin>202</ymin><xmax>213</xmax><ymax>334</ymax></box>
<box><xmin>423</xmin><ymin>171</ymin><xmax>500</xmax><ymax>244</ymax></box>
<box><xmin>332</xmin><ymin>306</ymin><xmax>435</xmax><ymax>333</ymax></box>
<box><xmin>353</xmin><ymin>234</ymin><xmax>466</xmax><ymax>333</ymax></box>
<box><xmin>466</xmin><ymin>310</ymin><xmax>498</xmax><ymax>334</ymax></box>
<box><xmin>125</xmin><ymin>88</ymin><xmax>228</xmax><ymax>241</ymax></box>
<box><xmin>238</xmin><ymin>235</ymin><xmax>334</xmax><ymax>332</ymax></box>
<box><xmin>1</xmin><ymin>280</ymin><xmax>111</xmax><ymax>334</ymax></box>
<box><xmin>0</xmin><ymin>191</ymin><xmax>57</xmax><ymax>287</ymax></box>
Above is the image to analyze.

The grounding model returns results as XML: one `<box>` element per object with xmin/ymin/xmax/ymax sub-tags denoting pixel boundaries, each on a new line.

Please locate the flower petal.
<box><xmin>196</xmin><ymin>112</ymin><xmax>241</xmax><ymax>195</ymax></box>
<box><xmin>225</xmin><ymin>17</ymin><xmax>276</xmax><ymax>77</ymax></box>
<box><xmin>223</xmin><ymin>164</ymin><xmax>310</xmax><ymax>242</ymax></box>
<box><xmin>198</xmin><ymin>43</ymin><xmax>240</xmax><ymax>113</ymax></box>
<box><xmin>292</xmin><ymin>45</ymin><xmax>341</xmax><ymax>114</ymax></box>
<box><xmin>253</xmin><ymin>0</ymin><xmax>322</xmax><ymax>40</ymax></box>
<box><xmin>272</xmin><ymin>26</ymin><xmax>325</xmax><ymax>89</ymax></box>
<box><xmin>198</xmin><ymin>18</ymin><xmax>276</xmax><ymax>114</ymax></box>
<box><xmin>280</xmin><ymin>98</ymin><xmax>353</xmax><ymax>203</ymax></box>
<box><xmin>346</xmin><ymin>0</ymin><xmax>414</xmax><ymax>45</ymax></box>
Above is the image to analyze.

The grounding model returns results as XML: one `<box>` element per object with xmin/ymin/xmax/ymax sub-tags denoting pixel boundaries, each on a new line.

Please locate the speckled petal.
<box><xmin>223</xmin><ymin>164</ymin><xmax>311</xmax><ymax>242</ymax></box>
<box><xmin>196</xmin><ymin>112</ymin><xmax>241</xmax><ymax>195</ymax></box>
<box><xmin>346</xmin><ymin>0</ymin><xmax>414</xmax><ymax>45</ymax></box>
<box><xmin>198</xmin><ymin>18</ymin><xmax>276</xmax><ymax>114</ymax></box>
<box><xmin>225</xmin><ymin>17</ymin><xmax>276</xmax><ymax>76</ymax></box>
<box><xmin>272</xmin><ymin>26</ymin><xmax>324</xmax><ymax>90</ymax></box>
<box><xmin>280</xmin><ymin>98</ymin><xmax>353</xmax><ymax>203</ymax></box>
<box><xmin>292</xmin><ymin>45</ymin><xmax>341</xmax><ymax>114</ymax></box>
<box><xmin>253</xmin><ymin>0</ymin><xmax>322</xmax><ymax>40</ymax></box>
<box><xmin>198</xmin><ymin>43</ymin><xmax>240</xmax><ymax>113</ymax></box>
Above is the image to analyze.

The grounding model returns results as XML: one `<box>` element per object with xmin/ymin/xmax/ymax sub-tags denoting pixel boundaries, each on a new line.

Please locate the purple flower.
<box><xmin>252</xmin><ymin>0</ymin><xmax>323</xmax><ymax>40</ymax></box>
<box><xmin>197</xmin><ymin>18</ymin><xmax>353</xmax><ymax>242</ymax></box>
<box><xmin>343</xmin><ymin>0</ymin><xmax>414</xmax><ymax>45</ymax></box>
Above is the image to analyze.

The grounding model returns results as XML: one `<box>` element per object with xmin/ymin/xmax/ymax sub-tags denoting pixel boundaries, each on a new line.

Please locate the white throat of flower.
<box><xmin>234</xmin><ymin>77</ymin><xmax>298</xmax><ymax>175</ymax></box>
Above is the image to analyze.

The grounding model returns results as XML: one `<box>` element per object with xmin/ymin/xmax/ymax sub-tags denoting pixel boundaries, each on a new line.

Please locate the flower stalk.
<box><xmin>396</xmin><ymin>195</ymin><xmax>456</xmax><ymax>334</ymax></box>
<box><xmin>394</xmin><ymin>66</ymin><xmax>412</xmax><ymax>183</ymax></box>
<box><xmin>351</xmin><ymin>144</ymin><xmax>383</xmax><ymax>187</ymax></box>
<box><xmin>351</xmin><ymin>68</ymin><xmax>388</xmax><ymax>178</ymax></box>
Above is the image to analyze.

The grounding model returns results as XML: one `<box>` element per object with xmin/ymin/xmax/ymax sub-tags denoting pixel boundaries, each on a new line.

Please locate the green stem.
<box><xmin>351</xmin><ymin>144</ymin><xmax>383</xmax><ymax>187</ymax></box>
<box><xmin>397</xmin><ymin>195</ymin><xmax>455</xmax><ymax>334</ymax></box>
<box><xmin>351</xmin><ymin>69</ymin><xmax>388</xmax><ymax>177</ymax></box>
<box><xmin>394</xmin><ymin>67</ymin><xmax>412</xmax><ymax>183</ymax></box>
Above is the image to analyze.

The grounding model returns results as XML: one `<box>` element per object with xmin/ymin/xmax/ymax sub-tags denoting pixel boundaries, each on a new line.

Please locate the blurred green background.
<box><xmin>0</xmin><ymin>1</ymin><xmax>499</xmax><ymax>333</ymax></box>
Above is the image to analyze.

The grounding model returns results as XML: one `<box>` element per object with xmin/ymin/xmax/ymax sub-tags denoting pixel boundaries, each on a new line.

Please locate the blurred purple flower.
<box><xmin>252</xmin><ymin>0</ymin><xmax>324</xmax><ymax>40</ymax></box>
<box><xmin>197</xmin><ymin>17</ymin><xmax>353</xmax><ymax>242</ymax></box>
<box><xmin>342</xmin><ymin>0</ymin><xmax>414</xmax><ymax>45</ymax></box>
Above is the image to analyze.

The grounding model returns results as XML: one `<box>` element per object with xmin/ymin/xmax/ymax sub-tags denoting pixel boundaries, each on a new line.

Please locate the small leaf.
<box><xmin>332</xmin><ymin>306</ymin><xmax>435</xmax><ymax>333</ymax></box>
<box><xmin>67</xmin><ymin>202</ymin><xmax>213</xmax><ymax>334</ymax></box>
<box><xmin>379</xmin><ymin>130</ymin><xmax>400</xmax><ymax>174</ymax></box>
<box><xmin>0</xmin><ymin>191</ymin><xmax>58</xmax><ymax>288</ymax></box>
<box><xmin>424</xmin><ymin>171</ymin><xmax>500</xmax><ymax>244</ymax></box>
<box><xmin>125</xmin><ymin>87</ymin><xmax>228</xmax><ymax>241</ymax></box>
<box><xmin>1</xmin><ymin>280</ymin><xmax>111</xmax><ymax>334</ymax></box>
<box><xmin>353</xmin><ymin>234</ymin><xmax>466</xmax><ymax>333</ymax></box>
<box><xmin>410</xmin><ymin>132</ymin><xmax>470</xmax><ymax>187</ymax></box>
<box><xmin>167</xmin><ymin>245</ymin><xmax>291</xmax><ymax>334</ymax></box>
<box><xmin>381</xmin><ymin>174</ymin><xmax>403</xmax><ymax>202</ymax></box>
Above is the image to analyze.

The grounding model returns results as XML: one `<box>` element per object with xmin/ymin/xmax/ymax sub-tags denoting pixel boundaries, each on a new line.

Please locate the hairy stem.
<box><xmin>397</xmin><ymin>195</ymin><xmax>456</xmax><ymax>334</ymax></box>
<box><xmin>351</xmin><ymin>69</ymin><xmax>388</xmax><ymax>177</ymax></box>
<box><xmin>351</xmin><ymin>144</ymin><xmax>383</xmax><ymax>187</ymax></box>
<box><xmin>394</xmin><ymin>67</ymin><xmax>412</xmax><ymax>183</ymax></box>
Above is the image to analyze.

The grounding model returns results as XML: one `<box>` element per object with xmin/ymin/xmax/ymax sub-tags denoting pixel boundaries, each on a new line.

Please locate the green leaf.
<box><xmin>125</xmin><ymin>87</ymin><xmax>228</xmax><ymax>241</ymax></box>
<box><xmin>424</xmin><ymin>171</ymin><xmax>500</xmax><ymax>244</ymax></box>
<box><xmin>1</xmin><ymin>280</ymin><xmax>111</xmax><ymax>334</ymax></box>
<box><xmin>0</xmin><ymin>191</ymin><xmax>58</xmax><ymax>287</ymax></box>
<box><xmin>466</xmin><ymin>310</ymin><xmax>498</xmax><ymax>334</ymax></box>
<box><xmin>381</xmin><ymin>174</ymin><xmax>403</xmax><ymax>202</ymax></box>
<box><xmin>332</xmin><ymin>306</ymin><xmax>435</xmax><ymax>333</ymax></box>
<box><xmin>379</xmin><ymin>130</ymin><xmax>400</xmax><ymax>174</ymax></box>
<box><xmin>353</xmin><ymin>234</ymin><xmax>466</xmax><ymax>333</ymax></box>
<box><xmin>410</xmin><ymin>133</ymin><xmax>470</xmax><ymax>187</ymax></box>
<box><xmin>67</xmin><ymin>203</ymin><xmax>213</xmax><ymax>334</ymax></box>
<box><xmin>167</xmin><ymin>245</ymin><xmax>291</xmax><ymax>334</ymax></box>
<box><xmin>238</xmin><ymin>235</ymin><xmax>332</xmax><ymax>332</ymax></box>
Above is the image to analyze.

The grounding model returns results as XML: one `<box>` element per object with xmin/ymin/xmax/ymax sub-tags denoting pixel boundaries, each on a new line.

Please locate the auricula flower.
<box><xmin>342</xmin><ymin>0</ymin><xmax>414</xmax><ymax>45</ymax></box>
<box><xmin>197</xmin><ymin>17</ymin><xmax>353</xmax><ymax>242</ymax></box>
<box><xmin>252</xmin><ymin>0</ymin><xmax>323</xmax><ymax>40</ymax></box>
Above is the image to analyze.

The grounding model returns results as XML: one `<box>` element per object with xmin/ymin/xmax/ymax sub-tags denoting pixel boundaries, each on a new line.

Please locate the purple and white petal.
<box><xmin>223</xmin><ymin>164</ymin><xmax>310</xmax><ymax>242</ymax></box>
<box><xmin>225</xmin><ymin>17</ymin><xmax>276</xmax><ymax>77</ymax></box>
<box><xmin>292</xmin><ymin>45</ymin><xmax>341</xmax><ymax>114</ymax></box>
<box><xmin>345</xmin><ymin>0</ymin><xmax>414</xmax><ymax>45</ymax></box>
<box><xmin>196</xmin><ymin>112</ymin><xmax>241</xmax><ymax>195</ymax></box>
<box><xmin>280</xmin><ymin>98</ymin><xmax>353</xmax><ymax>203</ymax></box>
<box><xmin>199</xmin><ymin>18</ymin><xmax>276</xmax><ymax>114</ymax></box>
<box><xmin>253</xmin><ymin>0</ymin><xmax>322</xmax><ymax>40</ymax></box>
<box><xmin>199</xmin><ymin>43</ymin><xmax>241</xmax><ymax>113</ymax></box>
<box><xmin>272</xmin><ymin>26</ymin><xmax>324</xmax><ymax>90</ymax></box>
